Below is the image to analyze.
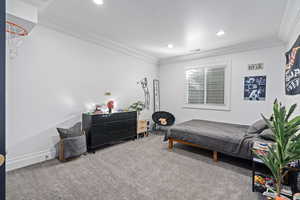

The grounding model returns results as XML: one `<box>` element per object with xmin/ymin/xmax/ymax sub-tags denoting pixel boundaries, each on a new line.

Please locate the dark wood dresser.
<box><xmin>82</xmin><ymin>111</ymin><xmax>137</xmax><ymax>152</ymax></box>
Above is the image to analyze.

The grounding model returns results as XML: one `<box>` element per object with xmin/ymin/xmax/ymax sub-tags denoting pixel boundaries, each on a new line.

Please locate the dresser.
<box><xmin>82</xmin><ymin>111</ymin><xmax>137</xmax><ymax>152</ymax></box>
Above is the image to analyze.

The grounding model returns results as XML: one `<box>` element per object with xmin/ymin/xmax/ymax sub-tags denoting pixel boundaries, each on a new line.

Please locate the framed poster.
<box><xmin>153</xmin><ymin>79</ymin><xmax>160</xmax><ymax>112</ymax></box>
<box><xmin>285</xmin><ymin>35</ymin><xmax>300</xmax><ymax>95</ymax></box>
<box><xmin>244</xmin><ymin>76</ymin><xmax>266</xmax><ymax>101</ymax></box>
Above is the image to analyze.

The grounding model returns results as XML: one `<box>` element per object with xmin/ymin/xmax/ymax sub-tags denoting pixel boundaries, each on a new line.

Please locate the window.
<box><xmin>206</xmin><ymin>67</ymin><xmax>225</xmax><ymax>104</ymax></box>
<box><xmin>184</xmin><ymin>62</ymin><xmax>230</xmax><ymax>110</ymax></box>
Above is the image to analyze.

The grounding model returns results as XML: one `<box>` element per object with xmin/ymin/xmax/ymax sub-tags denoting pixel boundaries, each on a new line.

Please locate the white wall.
<box><xmin>6</xmin><ymin>25</ymin><xmax>158</xmax><ymax>171</ymax></box>
<box><xmin>159</xmin><ymin>46</ymin><xmax>285</xmax><ymax>125</ymax></box>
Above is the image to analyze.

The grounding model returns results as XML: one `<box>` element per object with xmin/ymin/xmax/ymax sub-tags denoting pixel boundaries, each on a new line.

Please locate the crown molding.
<box><xmin>159</xmin><ymin>37</ymin><xmax>285</xmax><ymax>65</ymax></box>
<box><xmin>19</xmin><ymin>0</ymin><xmax>49</xmax><ymax>7</ymax></box>
<box><xmin>39</xmin><ymin>17</ymin><xmax>158</xmax><ymax>65</ymax></box>
<box><xmin>278</xmin><ymin>0</ymin><xmax>300</xmax><ymax>43</ymax></box>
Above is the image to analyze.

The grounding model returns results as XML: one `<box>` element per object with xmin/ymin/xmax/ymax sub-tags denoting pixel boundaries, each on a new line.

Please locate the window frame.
<box><xmin>183</xmin><ymin>60</ymin><xmax>232</xmax><ymax>111</ymax></box>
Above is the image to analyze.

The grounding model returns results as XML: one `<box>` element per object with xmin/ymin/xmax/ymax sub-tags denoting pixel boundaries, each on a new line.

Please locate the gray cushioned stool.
<box><xmin>57</xmin><ymin>122</ymin><xmax>87</xmax><ymax>161</ymax></box>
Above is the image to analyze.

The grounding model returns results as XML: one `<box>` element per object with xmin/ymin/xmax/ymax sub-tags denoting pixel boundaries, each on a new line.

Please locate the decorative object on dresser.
<box><xmin>129</xmin><ymin>101</ymin><xmax>145</xmax><ymax>116</ymax></box>
<box><xmin>107</xmin><ymin>100</ymin><xmax>114</xmax><ymax>113</ymax></box>
<box><xmin>56</xmin><ymin>122</ymin><xmax>87</xmax><ymax>161</ymax></box>
<box><xmin>82</xmin><ymin>111</ymin><xmax>137</xmax><ymax>152</ymax></box>
<box><xmin>137</xmin><ymin>120</ymin><xmax>149</xmax><ymax>138</ymax></box>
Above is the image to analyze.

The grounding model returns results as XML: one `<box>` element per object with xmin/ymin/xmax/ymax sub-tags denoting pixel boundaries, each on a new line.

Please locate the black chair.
<box><xmin>152</xmin><ymin>111</ymin><xmax>175</xmax><ymax>132</ymax></box>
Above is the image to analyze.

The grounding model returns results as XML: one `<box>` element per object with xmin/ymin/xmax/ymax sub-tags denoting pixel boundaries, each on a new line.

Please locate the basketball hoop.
<box><xmin>6</xmin><ymin>21</ymin><xmax>28</xmax><ymax>59</ymax></box>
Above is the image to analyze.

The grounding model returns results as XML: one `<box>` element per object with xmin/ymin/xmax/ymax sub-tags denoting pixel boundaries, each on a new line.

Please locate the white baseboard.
<box><xmin>6</xmin><ymin>149</ymin><xmax>56</xmax><ymax>171</ymax></box>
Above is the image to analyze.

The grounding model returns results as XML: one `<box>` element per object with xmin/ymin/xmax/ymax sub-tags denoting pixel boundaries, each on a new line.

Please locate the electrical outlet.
<box><xmin>45</xmin><ymin>155</ymin><xmax>49</xmax><ymax>160</ymax></box>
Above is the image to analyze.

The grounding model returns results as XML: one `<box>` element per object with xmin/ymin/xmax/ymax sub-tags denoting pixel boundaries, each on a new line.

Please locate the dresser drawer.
<box><xmin>92</xmin><ymin>112</ymin><xmax>137</xmax><ymax>125</ymax></box>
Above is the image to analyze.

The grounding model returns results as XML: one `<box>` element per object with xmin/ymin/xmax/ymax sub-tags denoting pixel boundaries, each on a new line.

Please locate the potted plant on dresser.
<box><xmin>129</xmin><ymin>101</ymin><xmax>145</xmax><ymax>118</ymax></box>
<box><xmin>255</xmin><ymin>100</ymin><xmax>300</xmax><ymax>200</ymax></box>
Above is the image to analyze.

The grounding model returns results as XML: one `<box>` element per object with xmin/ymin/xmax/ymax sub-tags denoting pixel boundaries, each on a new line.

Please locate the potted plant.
<box><xmin>255</xmin><ymin>100</ymin><xmax>300</xmax><ymax>200</ymax></box>
<box><xmin>129</xmin><ymin>101</ymin><xmax>145</xmax><ymax>117</ymax></box>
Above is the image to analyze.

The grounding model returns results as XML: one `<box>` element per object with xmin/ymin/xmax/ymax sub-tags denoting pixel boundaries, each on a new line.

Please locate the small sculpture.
<box><xmin>107</xmin><ymin>100</ymin><xmax>114</xmax><ymax>113</ymax></box>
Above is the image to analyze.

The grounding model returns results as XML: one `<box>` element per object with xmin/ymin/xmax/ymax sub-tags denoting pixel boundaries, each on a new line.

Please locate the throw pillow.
<box><xmin>57</xmin><ymin>122</ymin><xmax>82</xmax><ymax>139</ymax></box>
<box><xmin>259</xmin><ymin>129</ymin><xmax>275</xmax><ymax>141</ymax></box>
<box><xmin>247</xmin><ymin>119</ymin><xmax>268</xmax><ymax>134</ymax></box>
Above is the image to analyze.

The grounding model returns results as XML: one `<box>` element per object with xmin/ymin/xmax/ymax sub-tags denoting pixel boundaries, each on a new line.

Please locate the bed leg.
<box><xmin>59</xmin><ymin>140</ymin><xmax>65</xmax><ymax>162</ymax></box>
<box><xmin>213</xmin><ymin>151</ymin><xmax>218</xmax><ymax>162</ymax></box>
<box><xmin>168</xmin><ymin>139</ymin><xmax>173</xmax><ymax>151</ymax></box>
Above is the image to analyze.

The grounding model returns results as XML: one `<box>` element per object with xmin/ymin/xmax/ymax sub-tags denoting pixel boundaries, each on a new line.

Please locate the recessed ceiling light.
<box><xmin>167</xmin><ymin>44</ymin><xmax>174</xmax><ymax>48</ymax></box>
<box><xmin>216</xmin><ymin>30</ymin><xmax>225</xmax><ymax>37</ymax></box>
<box><xmin>93</xmin><ymin>0</ymin><xmax>104</xmax><ymax>5</ymax></box>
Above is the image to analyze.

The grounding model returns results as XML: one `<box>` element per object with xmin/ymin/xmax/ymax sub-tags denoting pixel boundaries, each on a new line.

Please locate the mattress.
<box><xmin>165</xmin><ymin>119</ymin><xmax>262</xmax><ymax>159</ymax></box>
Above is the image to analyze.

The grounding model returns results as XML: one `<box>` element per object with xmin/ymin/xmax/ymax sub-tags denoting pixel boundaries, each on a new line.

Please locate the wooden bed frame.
<box><xmin>168</xmin><ymin>138</ymin><xmax>218</xmax><ymax>162</ymax></box>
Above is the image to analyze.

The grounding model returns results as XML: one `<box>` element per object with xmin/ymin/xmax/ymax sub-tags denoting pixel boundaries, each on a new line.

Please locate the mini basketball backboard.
<box><xmin>6</xmin><ymin>0</ymin><xmax>38</xmax><ymax>59</ymax></box>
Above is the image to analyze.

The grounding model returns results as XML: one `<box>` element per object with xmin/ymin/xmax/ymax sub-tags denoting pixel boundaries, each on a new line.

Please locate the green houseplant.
<box><xmin>129</xmin><ymin>101</ymin><xmax>145</xmax><ymax>116</ymax></box>
<box><xmin>255</xmin><ymin>100</ymin><xmax>300</xmax><ymax>200</ymax></box>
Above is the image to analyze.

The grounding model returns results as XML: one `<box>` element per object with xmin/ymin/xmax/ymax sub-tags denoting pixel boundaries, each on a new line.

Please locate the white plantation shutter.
<box><xmin>206</xmin><ymin>67</ymin><xmax>225</xmax><ymax>104</ymax></box>
<box><xmin>185</xmin><ymin>69</ymin><xmax>205</xmax><ymax>104</ymax></box>
<box><xmin>185</xmin><ymin>65</ymin><xmax>226</xmax><ymax>105</ymax></box>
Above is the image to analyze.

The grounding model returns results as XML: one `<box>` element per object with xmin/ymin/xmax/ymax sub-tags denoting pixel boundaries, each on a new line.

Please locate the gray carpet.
<box><xmin>6</xmin><ymin>135</ymin><xmax>262</xmax><ymax>200</ymax></box>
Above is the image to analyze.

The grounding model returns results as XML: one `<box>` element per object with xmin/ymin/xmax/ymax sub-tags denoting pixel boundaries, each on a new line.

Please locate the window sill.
<box><xmin>182</xmin><ymin>104</ymin><xmax>231</xmax><ymax>111</ymax></box>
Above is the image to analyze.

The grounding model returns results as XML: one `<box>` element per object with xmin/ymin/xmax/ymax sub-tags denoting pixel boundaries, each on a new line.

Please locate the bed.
<box><xmin>165</xmin><ymin>119</ymin><xmax>267</xmax><ymax>161</ymax></box>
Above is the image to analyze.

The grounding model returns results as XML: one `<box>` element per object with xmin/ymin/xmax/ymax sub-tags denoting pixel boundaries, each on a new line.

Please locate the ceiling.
<box><xmin>21</xmin><ymin>0</ymin><xmax>288</xmax><ymax>60</ymax></box>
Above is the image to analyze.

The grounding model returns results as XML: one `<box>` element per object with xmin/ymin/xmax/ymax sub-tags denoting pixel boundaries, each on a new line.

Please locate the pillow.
<box><xmin>247</xmin><ymin>119</ymin><xmax>268</xmax><ymax>134</ymax></box>
<box><xmin>57</xmin><ymin>122</ymin><xmax>82</xmax><ymax>139</ymax></box>
<box><xmin>259</xmin><ymin>129</ymin><xmax>275</xmax><ymax>141</ymax></box>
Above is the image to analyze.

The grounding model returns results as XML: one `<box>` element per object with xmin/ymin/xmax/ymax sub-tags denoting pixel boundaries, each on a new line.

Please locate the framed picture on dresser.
<box><xmin>153</xmin><ymin>79</ymin><xmax>160</xmax><ymax>112</ymax></box>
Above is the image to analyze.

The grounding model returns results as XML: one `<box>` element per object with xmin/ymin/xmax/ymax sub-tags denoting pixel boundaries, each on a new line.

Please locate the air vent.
<box><xmin>190</xmin><ymin>49</ymin><xmax>201</xmax><ymax>53</ymax></box>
